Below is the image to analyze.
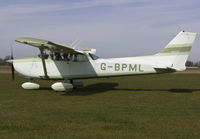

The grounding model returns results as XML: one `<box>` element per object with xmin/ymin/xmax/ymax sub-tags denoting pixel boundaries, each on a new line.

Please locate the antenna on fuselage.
<box><xmin>70</xmin><ymin>39</ymin><xmax>82</xmax><ymax>49</ymax></box>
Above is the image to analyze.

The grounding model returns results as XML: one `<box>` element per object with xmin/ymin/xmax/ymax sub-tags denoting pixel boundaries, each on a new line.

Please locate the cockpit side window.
<box><xmin>38</xmin><ymin>50</ymin><xmax>89</xmax><ymax>62</ymax></box>
<box><xmin>55</xmin><ymin>52</ymin><xmax>62</xmax><ymax>61</ymax></box>
<box><xmin>89</xmin><ymin>53</ymin><xmax>99</xmax><ymax>60</ymax></box>
<box><xmin>38</xmin><ymin>49</ymin><xmax>50</xmax><ymax>59</ymax></box>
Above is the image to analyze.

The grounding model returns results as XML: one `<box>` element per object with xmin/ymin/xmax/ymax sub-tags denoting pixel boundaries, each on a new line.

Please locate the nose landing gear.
<box><xmin>22</xmin><ymin>82</ymin><xmax>40</xmax><ymax>90</ymax></box>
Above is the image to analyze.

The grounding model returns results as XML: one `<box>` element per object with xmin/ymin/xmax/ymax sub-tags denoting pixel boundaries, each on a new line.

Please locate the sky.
<box><xmin>0</xmin><ymin>0</ymin><xmax>200</xmax><ymax>61</ymax></box>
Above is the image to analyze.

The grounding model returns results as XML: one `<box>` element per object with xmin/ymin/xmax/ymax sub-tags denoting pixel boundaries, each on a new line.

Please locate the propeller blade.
<box><xmin>11</xmin><ymin>63</ymin><xmax>14</xmax><ymax>80</ymax></box>
<box><xmin>11</xmin><ymin>43</ymin><xmax>14</xmax><ymax>80</ymax></box>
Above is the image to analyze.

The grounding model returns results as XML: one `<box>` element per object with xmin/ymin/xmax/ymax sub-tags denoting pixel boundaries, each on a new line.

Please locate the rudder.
<box><xmin>155</xmin><ymin>31</ymin><xmax>197</xmax><ymax>71</ymax></box>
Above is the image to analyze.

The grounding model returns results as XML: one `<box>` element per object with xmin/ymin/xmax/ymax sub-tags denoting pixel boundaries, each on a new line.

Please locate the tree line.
<box><xmin>0</xmin><ymin>56</ymin><xmax>11</xmax><ymax>66</ymax></box>
<box><xmin>185</xmin><ymin>61</ymin><xmax>200</xmax><ymax>67</ymax></box>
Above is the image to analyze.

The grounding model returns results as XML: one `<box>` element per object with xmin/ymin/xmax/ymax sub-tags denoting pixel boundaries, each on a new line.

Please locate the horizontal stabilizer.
<box><xmin>153</xmin><ymin>67</ymin><xmax>177</xmax><ymax>73</ymax></box>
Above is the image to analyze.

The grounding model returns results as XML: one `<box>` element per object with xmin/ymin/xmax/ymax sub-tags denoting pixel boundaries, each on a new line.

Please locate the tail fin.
<box><xmin>155</xmin><ymin>31</ymin><xmax>197</xmax><ymax>71</ymax></box>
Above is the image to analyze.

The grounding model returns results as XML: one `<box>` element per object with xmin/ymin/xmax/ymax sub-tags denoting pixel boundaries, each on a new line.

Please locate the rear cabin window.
<box><xmin>76</xmin><ymin>54</ymin><xmax>88</xmax><ymax>62</ymax></box>
<box><xmin>89</xmin><ymin>53</ymin><xmax>99</xmax><ymax>60</ymax></box>
<box><xmin>71</xmin><ymin>54</ymin><xmax>88</xmax><ymax>62</ymax></box>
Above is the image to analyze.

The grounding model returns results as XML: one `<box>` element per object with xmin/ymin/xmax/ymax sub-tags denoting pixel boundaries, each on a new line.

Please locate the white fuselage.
<box><xmin>13</xmin><ymin>54</ymin><xmax>179</xmax><ymax>80</ymax></box>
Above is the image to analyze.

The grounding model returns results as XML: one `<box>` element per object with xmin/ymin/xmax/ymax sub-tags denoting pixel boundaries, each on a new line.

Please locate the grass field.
<box><xmin>1</xmin><ymin>73</ymin><xmax>200</xmax><ymax>138</ymax></box>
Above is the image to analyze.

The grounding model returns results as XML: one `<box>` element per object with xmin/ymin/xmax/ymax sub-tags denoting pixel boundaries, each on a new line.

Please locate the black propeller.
<box><xmin>10</xmin><ymin>44</ymin><xmax>15</xmax><ymax>80</ymax></box>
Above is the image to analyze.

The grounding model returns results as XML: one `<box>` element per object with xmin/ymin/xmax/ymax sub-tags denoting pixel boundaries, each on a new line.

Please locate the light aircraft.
<box><xmin>8</xmin><ymin>31</ymin><xmax>197</xmax><ymax>91</ymax></box>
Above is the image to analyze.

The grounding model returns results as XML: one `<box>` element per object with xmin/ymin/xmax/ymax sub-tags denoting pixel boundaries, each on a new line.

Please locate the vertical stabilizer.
<box><xmin>155</xmin><ymin>31</ymin><xmax>197</xmax><ymax>71</ymax></box>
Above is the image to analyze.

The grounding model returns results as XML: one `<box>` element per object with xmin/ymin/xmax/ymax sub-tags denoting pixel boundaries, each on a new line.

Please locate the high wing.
<box><xmin>15</xmin><ymin>37</ymin><xmax>95</xmax><ymax>55</ymax></box>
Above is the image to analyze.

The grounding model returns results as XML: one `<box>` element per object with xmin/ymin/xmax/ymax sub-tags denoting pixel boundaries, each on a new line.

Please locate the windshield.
<box><xmin>89</xmin><ymin>53</ymin><xmax>99</xmax><ymax>60</ymax></box>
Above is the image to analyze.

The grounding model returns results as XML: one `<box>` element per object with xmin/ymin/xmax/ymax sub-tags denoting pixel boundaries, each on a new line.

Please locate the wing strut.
<box><xmin>39</xmin><ymin>48</ymin><xmax>48</xmax><ymax>79</ymax></box>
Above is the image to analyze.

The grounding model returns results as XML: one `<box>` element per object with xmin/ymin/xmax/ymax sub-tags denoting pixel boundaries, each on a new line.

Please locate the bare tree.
<box><xmin>185</xmin><ymin>60</ymin><xmax>194</xmax><ymax>67</ymax></box>
<box><xmin>0</xmin><ymin>56</ymin><xmax>11</xmax><ymax>66</ymax></box>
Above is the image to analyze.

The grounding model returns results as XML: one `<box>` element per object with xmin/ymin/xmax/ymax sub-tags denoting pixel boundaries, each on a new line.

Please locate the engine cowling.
<box><xmin>22</xmin><ymin>82</ymin><xmax>40</xmax><ymax>90</ymax></box>
<box><xmin>51</xmin><ymin>82</ymin><xmax>73</xmax><ymax>92</ymax></box>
